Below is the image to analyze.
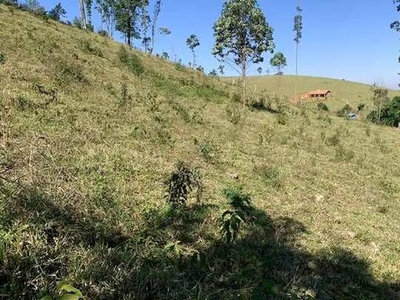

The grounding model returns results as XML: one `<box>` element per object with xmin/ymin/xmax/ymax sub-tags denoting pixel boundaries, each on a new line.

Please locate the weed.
<box><xmin>0</xmin><ymin>52</ymin><xmax>6</xmax><ymax>64</ymax></box>
<box><xmin>119</xmin><ymin>82</ymin><xmax>129</xmax><ymax>107</ymax></box>
<box><xmin>80</xmin><ymin>39</ymin><xmax>103</xmax><ymax>57</ymax></box>
<box><xmin>325</xmin><ymin>131</ymin><xmax>341</xmax><ymax>147</ymax></box>
<box><xmin>169</xmin><ymin>100</ymin><xmax>191</xmax><ymax>123</ymax></box>
<box><xmin>226</xmin><ymin>103</ymin><xmax>241</xmax><ymax>124</ymax></box>
<box><xmin>255</xmin><ymin>165</ymin><xmax>283</xmax><ymax>189</ymax></box>
<box><xmin>164</xmin><ymin>161</ymin><xmax>202</xmax><ymax>205</ymax></box>
<box><xmin>174</xmin><ymin>62</ymin><xmax>186</xmax><ymax>71</ymax></box>
<box><xmin>118</xmin><ymin>46</ymin><xmax>144</xmax><ymax>76</ymax></box>
<box><xmin>317</xmin><ymin>102</ymin><xmax>329</xmax><ymax>111</ymax></box>
<box><xmin>200</xmin><ymin>143</ymin><xmax>213</xmax><ymax>160</ymax></box>
<box><xmin>276</xmin><ymin>113</ymin><xmax>288</xmax><ymax>125</ymax></box>
<box><xmin>55</xmin><ymin>60</ymin><xmax>86</xmax><ymax>86</ymax></box>
<box><xmin>14</xmin><ymin>95</ymin><xmax>33</xmax><ymax>111</ymax></box>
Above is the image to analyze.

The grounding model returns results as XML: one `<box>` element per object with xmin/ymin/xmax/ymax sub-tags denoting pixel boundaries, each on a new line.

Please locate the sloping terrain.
<box><xmin>244</xmin><ymin>75</ymin><xmax>399</xmax><ymax>112</ymax></box>
<box><xmin>0</xmin><ymin>5</ymin><xmax>400</xmax><ymax>299</ymax></box>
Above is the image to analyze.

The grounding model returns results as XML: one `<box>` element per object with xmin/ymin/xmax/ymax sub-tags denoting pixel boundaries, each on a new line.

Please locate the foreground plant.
<box><xmin>164</xmin><ymin>161</ymin><xmax>202</xmax><ymax>205</ymax></box>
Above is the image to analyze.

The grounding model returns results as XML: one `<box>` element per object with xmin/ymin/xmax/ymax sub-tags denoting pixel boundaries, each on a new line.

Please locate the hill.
<box><xmin>0</xmin><ymin>5</ymin><xmax>400</xmax><ymax>299</ymax></box>
<box><xmin>244</xmin><ymin>75</ymin><xmax>399</xmax><ymax>112</ymax></box>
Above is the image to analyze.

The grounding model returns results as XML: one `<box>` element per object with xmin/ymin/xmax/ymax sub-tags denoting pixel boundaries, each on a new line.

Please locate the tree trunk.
<box><xmin>295</xmin><ymin>41</ymin><xmax>300</xmax><ymax>104</ymax></box>
<box><xmin>127</xmin><ymin>15</ymin><xmax>132</xmax><ymax>47</ymax></box>
<box><xmin>241</xmin><ymin>58</ymin><xmax>247</xmax><ymax>110</ymax></box>
<box><xmin>79</xmin><ymin>0</ymin><xmax>87</xmax><ymax>30</ymax></box>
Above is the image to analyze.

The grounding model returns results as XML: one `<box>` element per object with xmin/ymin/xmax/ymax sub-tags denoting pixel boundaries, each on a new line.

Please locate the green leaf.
<box><xmin>40</xmin><ymin>296</ymin><xmax>53</xmax><ymax>300</ymax></box>
<box><xmin>58</xmin><ymin>284</ymin><xmax>82</xmax><ymax>296</ymax></box>
<box><xmin>59</xmin><ymin>295</ymin><xmax>82</xmax><ymax>300</ymax></box>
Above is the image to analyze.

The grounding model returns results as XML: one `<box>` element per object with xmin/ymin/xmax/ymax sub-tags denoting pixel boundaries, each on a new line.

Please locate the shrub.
<box><xmin>174</xmin><ymin>62</ymin><xmax>185</xmax><ymax>71</ymax></box>
<box><xmin>317</xmin><ymin>102</ymin><xmax>329</xmax><ymax>111</ymax></box>
<box><xmin>220</xmin><ymin>186</ymin><xmax>253</xmax><ymax>244</ymax></box>
<box><xmin>164</xmin><ymin>161</ymin><xmax>202</xmax><ymax>205</ymax></box>
<box><xmin>337</xmin><ymin>104</ymin><xmax>353</xmax><ymax>117</ymax></box>
<box><xmin>72</xmin><ymin>17</ymin><xmax>82</xmax><ymax>29</ymax></box>
<box><xmin>357</xmin><ymin>103</ymin><xmax>366</xmax><ymax>112</ymax></box>
<box><xmin>118</xmin><ymin>46</ymin><xmax>144</xmax><ymax>76</ymax></box>
<box><xmin>367</xmin><ymin>96</ymin><xmax>400</xmax><ymax>127</ymax></box>
<box><xmin>97</xmin><ymin>29</ymin><xmax>109</xmax><ymax>37</ymax></box>
<box><xmin>0</xmin><ymin>0</ymin><xmax>18</xmax><ymax>6</ymax></box>
<box><xmin>0</xmin><ymin>52</ymin><xmax>6</xmax><ymax>64</ymax></box>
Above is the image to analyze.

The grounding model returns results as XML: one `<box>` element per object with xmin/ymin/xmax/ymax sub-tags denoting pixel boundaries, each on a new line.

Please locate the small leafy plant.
<box><xmin>220</xmin><ymin>187</ymin><xmax>253</xmax><ymax>244</ymax></box>
<box><xmin>164</xmin><ymin>161</ymin><xmax>202</xmax><ymax>205</ymax></box>
<box><xmin>41</xmin><ymin>282</ymin><xmax>85</xmax><ymax>300</ymax></box>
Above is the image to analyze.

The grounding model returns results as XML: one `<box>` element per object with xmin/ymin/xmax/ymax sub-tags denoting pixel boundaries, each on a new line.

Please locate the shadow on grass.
<box><xmin>0</xmin><ymin>184</ymin><xmax>399</xmax><ymax>299</ymax></box>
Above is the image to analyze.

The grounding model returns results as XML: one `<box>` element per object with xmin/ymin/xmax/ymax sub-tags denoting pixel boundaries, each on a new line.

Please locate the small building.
<box><xmin>306</xmin><ymin>89</ymin><xmax>332</xmax><ymax>99</ymax></box>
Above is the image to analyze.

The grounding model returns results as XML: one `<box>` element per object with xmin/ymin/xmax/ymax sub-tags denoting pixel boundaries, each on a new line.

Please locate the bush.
<box><xmin>357</xmin><ymin>103</ymin><xmax>366</xmax><ymax>112</ymax></box>
<box><xmin>220</xmin><ymin>186</ymin><xmax>253</xmax><ymax>244</ymax></box>
<box><xmin>337</xmin><ymin>104</ymin><xmax>353</xmax><ymax>117</ymax></box>
<box><xmin>174</xmin><ymin>62</ymin><xmax>185</xmax><ymax>71</ymax></box>
<box><xmin>0</xmin><ymin>0</ymin><xmax>18</xmax><ymax>6</ymax></box>
<box><xmin>164</xmin><ymin>161</ymin><xmax>202</xmax><ymax>205</ymax></box>
<box><xmin>72</xmin><ymin>17</ymin><xmax>82</xmax><ymax>29</ymax></box>
<box><xmin>118</xmin><ymin>46</ymin><xmax>144</xmax><ymax>76</ymax></box>
<box><xmin>97</xmin><ymin>30</ymin><xmax>109</xmax><ymax>37</ymax></box>
<box><xmin>317</xmin><ymin>102</ymin><xmax>329</xmax><ymax>111</ymax></box>
<box><xmin>367</xmin><ymin>96</ymin><xmax>400</xmax><ymax>127</ymax></box>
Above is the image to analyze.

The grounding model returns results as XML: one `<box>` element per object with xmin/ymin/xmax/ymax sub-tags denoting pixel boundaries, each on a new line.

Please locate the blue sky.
<box><xmin>37</xmin><ymin>0</ymin><xmax>400</xmax><ymax>88</ymax></box>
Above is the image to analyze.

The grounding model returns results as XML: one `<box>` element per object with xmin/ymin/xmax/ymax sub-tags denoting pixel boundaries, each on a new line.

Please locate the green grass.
<box><xmin>0</xmin><ymin>5</ymin><xmax>400</xmax><ymax>299</ymax></box>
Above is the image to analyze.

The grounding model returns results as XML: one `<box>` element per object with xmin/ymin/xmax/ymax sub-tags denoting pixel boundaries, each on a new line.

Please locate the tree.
<box><xmin>159</xmin><ymin>27</ymin><xmax>171</xmax><ymax>35</ymax></box>
<box><xmin>293</xmin><ymin>5</ymin><xmax>303</xmax><ymax>100</ymax></box>
<box><xmin>48</xmin><ymin>3</ymin><xmax>66</xmax><ymax>21</ymax></box>
<box><xmin>186</xmin><ymin>34</ymin><xmax>200</xmax><ymax>68</ymax></box>
<box><xmin>140</xmin><ymin>6</ymin><xmax>151</xmax><ymax>52</ymax></box>
<box><xmin>115</xmin><ymin>0</ymin><xmax>148</xmax><ymax>47</ymax></box>
<box><xmin>150</xmin><ymin>0</ymin><xmax>161</xmax><ymax>54</ymax></box>
<box><xmin>370</xmin><ymin>84</ymin><xmax>389</xmax><ymax>124</ymax></box>
<box><xmin>368</xmin><ymin>96</ymin><xmax>400</xmax><ymax>127</ymax></box>
<box><xmin>96</xmin><ymin>0</ymin><xmax>116</xmax><ymax>36</ymax></box>
<box><xmin>391</xmin><ymin>0</ymin><xmax>400</xmax><ymax>87</ymax></box>
<box><xmin>213</xmin><ymin>0</ymin><xmax>274</xmax><ymax>107</ymax></box>
<box><xmin>218</xmin><ymin>64</ymin><xmax>225</xmax><ymax>75</ymax></box>
<box><xmin>79</xmin><ymin>0</ymin><xmax>88</xmax><ymax>30</ymax></box>
<box><xmin>85</xmin><ymin>0</ymin><xmax>93</xmax><ymax>25</ymax></box>
<box><xmin>270</xmin><ymin>52</ymin><xmax>287</xmax><ymax>74</ymax></box>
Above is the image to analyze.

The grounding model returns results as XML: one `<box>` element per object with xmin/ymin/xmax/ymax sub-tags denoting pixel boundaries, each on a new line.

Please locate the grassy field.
<box><xmin>0</xmin><ymin>5</ymin><xmax>400</xmax><ymax>299</ymax></box>
<box><xmin>242</xmin><ymin>75</ymin><xmax>399</xmax><ymax>112</ymax></box>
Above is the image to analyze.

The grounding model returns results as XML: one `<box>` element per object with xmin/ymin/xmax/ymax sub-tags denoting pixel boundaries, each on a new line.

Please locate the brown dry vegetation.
<box><xmin>0</xmin><ymin>5</ymin><xmax>400</xmax><ymax>300</ymax></box>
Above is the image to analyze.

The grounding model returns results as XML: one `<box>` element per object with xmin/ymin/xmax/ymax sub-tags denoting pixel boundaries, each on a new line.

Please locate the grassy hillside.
<box><xmin>1</xmin><ymin>5</ymin><xmax>400</xmax><ymax>299</ymax></box>
<box><xmin>244</xmin><ymin>75</ymin><xmax>399</xmax><ymax>112</ymax></box>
